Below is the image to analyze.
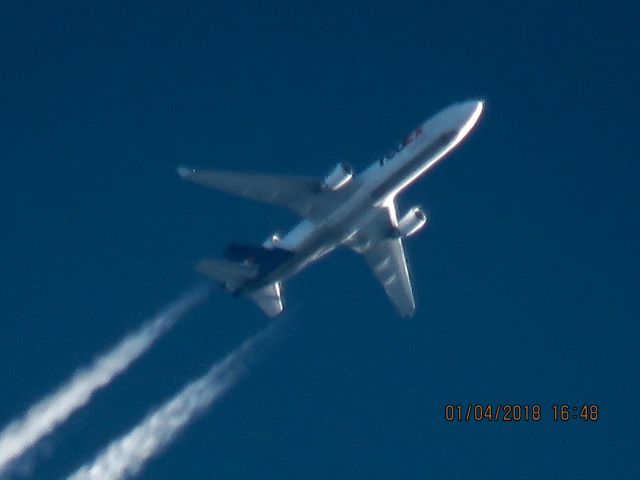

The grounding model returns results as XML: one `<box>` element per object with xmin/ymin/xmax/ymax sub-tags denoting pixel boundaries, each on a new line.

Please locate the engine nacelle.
<box><xmin>262</xmin><ymin>233</ymin><xmax>282</xmax><ymax>249</ymax></box>
<box><xmin>324</xmin><ymin>162</ymin><xmax>353</xmax><ymax>190</ymax></box>
<box><xmin>397</xmin><ymin>207</ymin><xmax>427</xmax><ymax>237</ymax></box>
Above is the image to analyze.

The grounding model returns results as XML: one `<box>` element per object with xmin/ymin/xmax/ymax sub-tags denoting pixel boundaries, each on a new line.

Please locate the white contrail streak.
<box><xmin>0</xmin><ymin>286</ymin><xmax>208</xmax><ymax>474</ymax></box>
<box><xmin>67</xmin><ymin>320</ymin><xmax>284</xmax><ymax>480</ymax></box>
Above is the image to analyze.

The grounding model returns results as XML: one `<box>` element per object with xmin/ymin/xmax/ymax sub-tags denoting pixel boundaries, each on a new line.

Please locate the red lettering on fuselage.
<box><xmin>403</xmin><ymin>126</ymin><xmax>423</xmax><ymax>146</ymax></box>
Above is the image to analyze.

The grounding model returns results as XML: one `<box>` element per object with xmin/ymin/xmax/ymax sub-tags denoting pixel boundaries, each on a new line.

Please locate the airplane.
<box><xmin>178</xmin><ymin>100</ymin><xmax>484</xmax><ymax>317</ymax></box>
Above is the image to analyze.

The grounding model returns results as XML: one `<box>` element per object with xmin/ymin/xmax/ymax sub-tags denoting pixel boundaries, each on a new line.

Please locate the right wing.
<box><xmin>178</xmin><ymin>166</ymin><xmax>346</xmax><ymax>220</ymax></box>
<box><xmin>348</xmin><ymin>202</ymin><xmax>416</xmax><ymax>317</ymax></box>
<box><xmin>361</xmin><ymin>237</ymin><xmax>415</xmax><ymax>317</ymax></box>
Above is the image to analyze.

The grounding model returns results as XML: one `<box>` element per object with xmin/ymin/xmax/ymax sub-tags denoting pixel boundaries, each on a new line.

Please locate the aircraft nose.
<box><xmin>428</xmin><ymin>99</ymin><xmax>484</xmax><ymax>138</ymax></box>
<box><xmin>447</xmin><ymin>100</ymin><xmax>484</xmax><ymax>126</ymax></box>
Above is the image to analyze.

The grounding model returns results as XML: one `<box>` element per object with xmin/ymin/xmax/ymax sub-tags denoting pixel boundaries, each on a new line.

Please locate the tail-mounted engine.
<box><xmin>262</xmin><ymin>233</ymin><xmax>282</xmax><ymax>249</ymax></box>
<box><xmin>397</xmin><ymin>207</ymin><xmax>427</xmax><ymax>237</ymax></box>
<box><xmin>324</xmin><ymin>162</ymin><xmax>353</xmax><ymax>190</ymax></box>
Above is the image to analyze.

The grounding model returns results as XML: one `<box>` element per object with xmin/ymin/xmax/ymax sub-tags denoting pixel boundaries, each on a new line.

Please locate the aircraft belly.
<box><xmin>247</xmin><ymin>204</ymin><xmax>376</xmax><ymax>292</ymax></box>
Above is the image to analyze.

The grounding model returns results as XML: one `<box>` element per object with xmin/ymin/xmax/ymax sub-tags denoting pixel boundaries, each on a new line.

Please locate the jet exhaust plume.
<box><xmin>66</xmin><ymin>320</ymin><xmax>285</xmax><ymax>480</ymax></box>
<box><xmin>0</xmin><ymin>286</ymin><xmax>209</xmax><ymax>475</ymax></box>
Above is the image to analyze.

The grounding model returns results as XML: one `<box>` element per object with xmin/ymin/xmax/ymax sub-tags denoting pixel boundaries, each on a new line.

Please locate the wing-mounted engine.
<box><xmin>262</xmin><ymin>233</ymin><xmax>282</xmax><ymax>249</ymax></box>
<box><xmin>396</xmin><ymin>207</ymin><xmax>427</xmax><ymax>237</ymax></box>
<box><xmin>323</xmin><ymin>162</ymin><xmax>353</xmax><ymax>190</ymax></box>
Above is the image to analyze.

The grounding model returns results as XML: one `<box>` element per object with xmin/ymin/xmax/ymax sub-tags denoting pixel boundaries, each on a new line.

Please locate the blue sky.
<box><xmin>1</xmin><ymin>1</ymin><xmax>638</xmax><ymax>478</ymax></box>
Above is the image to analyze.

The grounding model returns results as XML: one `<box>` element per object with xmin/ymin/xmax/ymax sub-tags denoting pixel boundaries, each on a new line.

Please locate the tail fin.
<box><xmin>195</xmin><ymin>258</ymin><xmax>257</xmax><ymax>291</ymax></box>
<box><xmin>224</xmin><ymin>243</ymin><xmax>293</xmax><ymax>265</ymax></box>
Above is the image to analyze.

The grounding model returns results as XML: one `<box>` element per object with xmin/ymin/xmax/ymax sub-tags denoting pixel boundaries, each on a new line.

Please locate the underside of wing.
<box><xmin>349</xmin><ymin>203</ymin><xmax>416</xmax><ymax>317</ymax></box>
<box><xmin>178</xmin><ymin>166</ymin><xmax>344</xmax><ymax>219</ymax></box>
<box><xmin>362</xmin><ymin>237</ymin><xmax>415</xmax><ymax>317</ymax></box>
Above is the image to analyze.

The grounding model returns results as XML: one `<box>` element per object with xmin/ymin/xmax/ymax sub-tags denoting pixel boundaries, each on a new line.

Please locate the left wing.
<box><xmin>177</xmin><ymin>166</ymin><xmax>346</xmax><ymax>220</ymax></box>
<box><xmin>348</xmin><ymin>203</ymin><xmax>416</xmax><ymax>317</ymax></box>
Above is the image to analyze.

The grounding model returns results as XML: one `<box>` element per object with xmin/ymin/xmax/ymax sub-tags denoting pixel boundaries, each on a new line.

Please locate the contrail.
<box><xmin>0</xmin><ymin>286</ymin><xmax>209</xmax><ymax>474</ymax></box>
<box><xmin>66</xmin><ymin>319</ymin><xmax>285</xmax><ymax>480</ymax></box>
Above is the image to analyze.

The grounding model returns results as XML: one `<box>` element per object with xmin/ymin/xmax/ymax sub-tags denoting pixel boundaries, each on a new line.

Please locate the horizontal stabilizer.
<box><xmin>248</xmin><ymin>282</ymin><xmax>284</xmax><ymax>317</ymax></box>
<box><xmin>195</xmin><ymin>258</ymin><xmax>257</xmax><ymax>290</ymax></box>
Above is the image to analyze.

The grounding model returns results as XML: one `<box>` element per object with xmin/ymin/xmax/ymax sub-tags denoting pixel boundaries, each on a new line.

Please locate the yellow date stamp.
<box><xmin>444</xmin><ymin>404</ymin><xmax>599</xmax><ymax>422</ymax></box>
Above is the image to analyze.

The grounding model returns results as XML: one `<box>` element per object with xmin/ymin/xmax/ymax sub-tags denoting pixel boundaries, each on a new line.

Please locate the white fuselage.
<box><xmin>245</xmin><ymin>100</ymin><xmax>484</xmax><ymax>291</ymax></box>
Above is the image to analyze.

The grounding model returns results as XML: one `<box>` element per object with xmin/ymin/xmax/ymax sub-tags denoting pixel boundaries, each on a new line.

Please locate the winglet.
<box><xmin>177</xmin><ymin>165</ymin><xmax>195</xmax><ymax>179</ymax></box>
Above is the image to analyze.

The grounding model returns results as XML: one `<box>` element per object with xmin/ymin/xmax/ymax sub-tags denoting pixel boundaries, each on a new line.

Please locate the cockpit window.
<box><xmin>379</xmin><ymin>142</ymin><xmax>404</xmax><ymax>166</ymax></box>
